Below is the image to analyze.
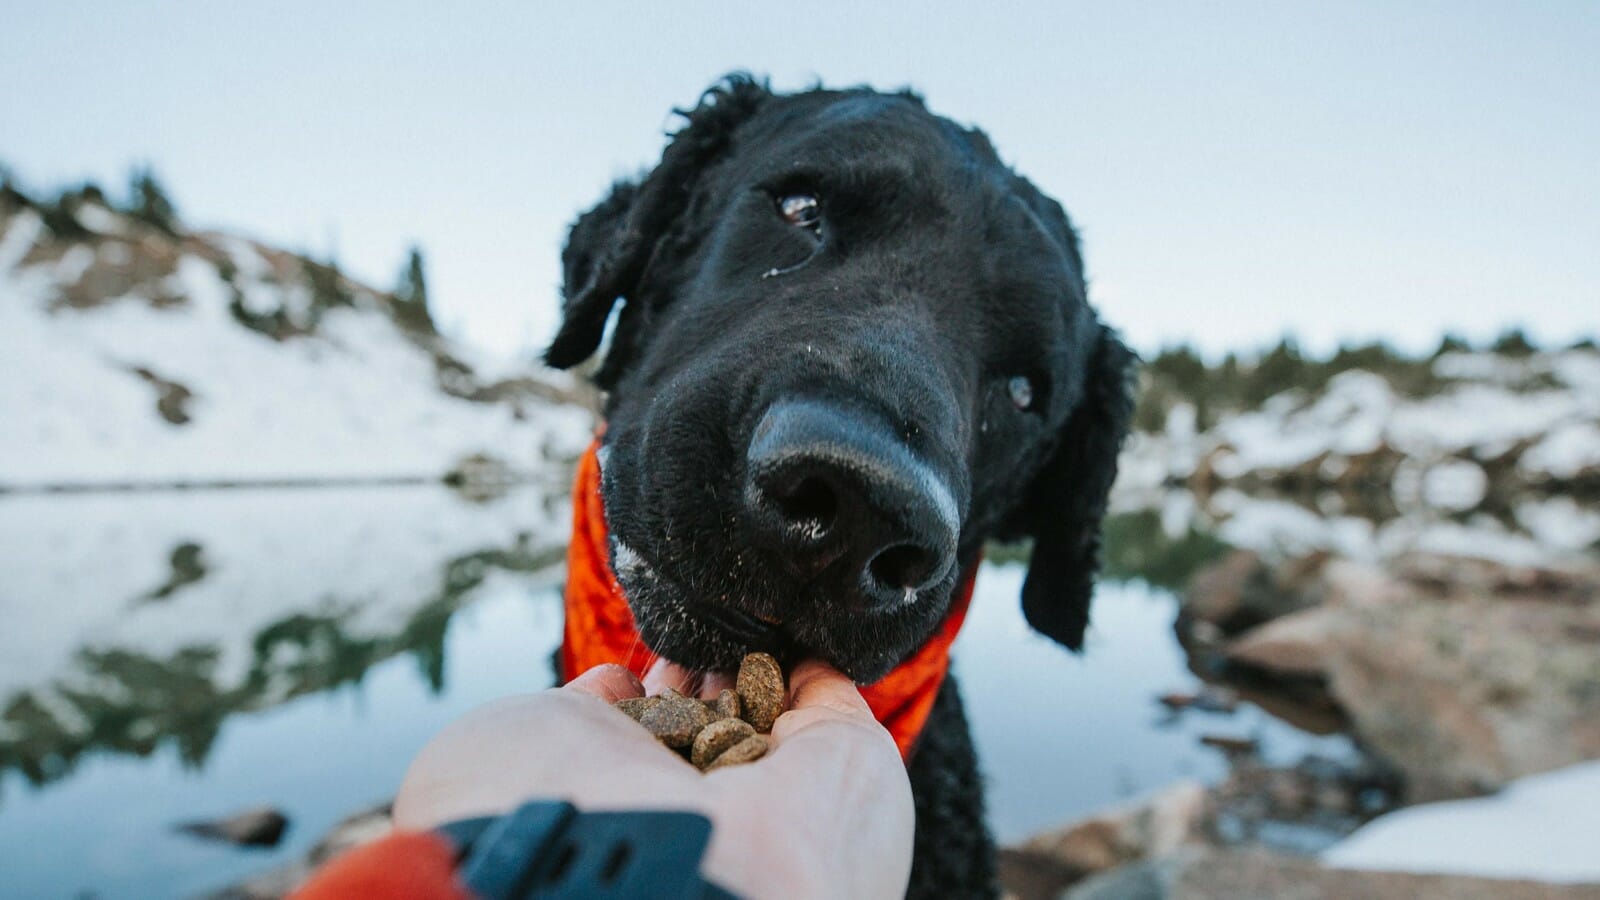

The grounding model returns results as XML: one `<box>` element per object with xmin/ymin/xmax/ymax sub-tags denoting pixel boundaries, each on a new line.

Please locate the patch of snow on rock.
<box><xmin>1324</xmin><ymin>759</ymin><xmax>1600</xmax><ymax>884</ymax></box>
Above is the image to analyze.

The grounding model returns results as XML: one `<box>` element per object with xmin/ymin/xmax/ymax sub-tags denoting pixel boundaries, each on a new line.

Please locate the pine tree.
<box><xmin>128</xmin><ymin>166</ymin><xmax>180</xmax><ymax>234</ymax></box>
<box><xmin>1490</xmin><ymin>327</ymin><xmax>1537</xmax><ymax>358</ymax></box>
<box><xmin>393</xmin><ymin>246</ymin><xmax>437</xmax><ymax>334</ymax></box>
<box><xmin>1245</xmin><ymin>337</ymin><xmax>1307</xmax><ymax>406</ymax></box>
<box><xmin>1432</xmin><ymin>333</ymin><xmax>1471</xmax><ymax>357</ymax></box>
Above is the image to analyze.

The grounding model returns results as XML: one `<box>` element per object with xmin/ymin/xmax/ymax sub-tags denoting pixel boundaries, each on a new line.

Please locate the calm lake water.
<box><xmin>0</xmin><ymin>485</ymin><xmax>1349</xmax><ymax>898</ymax></box>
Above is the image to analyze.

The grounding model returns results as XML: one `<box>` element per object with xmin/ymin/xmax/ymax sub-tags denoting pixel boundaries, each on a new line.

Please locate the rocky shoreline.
<box><xmin>999</xmin><ymin>548</ymin><xmax>1600</xmax><ymax>898</ymax></box>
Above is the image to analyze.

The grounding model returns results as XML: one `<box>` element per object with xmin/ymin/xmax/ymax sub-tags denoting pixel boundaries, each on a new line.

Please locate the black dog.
<box><xmin>547</xmin><ymin>75</ymin><xmax>1134</xmax><ymax>898</ymax></box>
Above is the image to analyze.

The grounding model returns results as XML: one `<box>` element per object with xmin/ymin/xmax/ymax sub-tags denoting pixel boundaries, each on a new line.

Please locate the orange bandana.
<box><xmin>559</xmin><ymin>439</ymin><xmax>976</xmax><ymax>762</ymax></box>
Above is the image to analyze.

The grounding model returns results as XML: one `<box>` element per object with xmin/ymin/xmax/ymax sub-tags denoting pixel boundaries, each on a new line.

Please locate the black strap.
<box><xmin>438</xmin><ymin>800</ymin><xmax>740</xmax><ymax>900</ymax></box>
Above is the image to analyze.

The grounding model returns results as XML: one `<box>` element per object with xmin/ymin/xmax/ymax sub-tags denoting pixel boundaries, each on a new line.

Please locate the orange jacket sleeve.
<box><xmin>289</xmin><ymin>830</ymin><xmax>476</xmax><ymax>900</ymax></box>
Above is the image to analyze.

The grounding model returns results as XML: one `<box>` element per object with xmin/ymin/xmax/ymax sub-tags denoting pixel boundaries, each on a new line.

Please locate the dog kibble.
<box><xmin>638</xmin><ymin>692</ymin><xmax>716</xmax><ymax>748</ymax></box>
<box><xmin>704</xmin><ymin>734</ymin><xmax>770</xmax><ymax>771</ymax></box>
<box><xmin>691</xmin><ymin>717</ymin><xmax>756</xmax><ymax>768</ymax></box>
<box><xmin>613</xmin><ymin>696</ymin><xmax>659</xmax><ymax>721</ymax></box>
<box><xmin>735</xmin><ymin>652</ymin><xmax>786</xmax><ymax>734</ymax></box>
<box><xmin>609</xmin><ymin>653</ymin><xmax>791</xmax><ymax>771</ymax></box>
<box><xmin>714</xmin><ymin>688</ymin><xmax>741</xmax><ymax>721</ymax></box>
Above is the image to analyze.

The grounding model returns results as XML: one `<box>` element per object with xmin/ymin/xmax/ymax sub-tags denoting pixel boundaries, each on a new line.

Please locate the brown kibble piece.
<box><xmin>714</xmin><ymin>688</ymin><xmax>741</xmax><ymax>721</ymax></box>
<box><xmin>613</xmin><ymin>696</ymin><xmax>660</xmax><ymax>721</ymax></box>
<box><xmin>736</xmin><ymin>652</ymin><xmax>785</xmax><ymax>733</ymax></box>
<box><xmin>705</xmin><ymin>734</ymin><xmax>770</xmax><ymax>771</ymax></box>
<box><xmin>691</xmin><ymin>718</ymin><xmax>756</xmax><ymax>768</ymax></box>
<box><xmin>638</xmin><ymin>694</ymin><xmax>716</xmax><ymax>748</ymax></box>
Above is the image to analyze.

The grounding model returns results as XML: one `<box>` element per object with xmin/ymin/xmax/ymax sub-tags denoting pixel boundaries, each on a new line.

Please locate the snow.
<box><xmin>1387</xmin><ymin>384</ymin><xmax>1579</xmax><ymax>460</ymax></box>
<box><xmin>1209</xmin><ymin>373</ymin><xmax>1391</xmax><ymax>479</ymax></box>
<box><xmin>1324</xmin><ymin>759</ymin><xmax>1600</xmax><ymax>884</ymax></box>
<box><xmin>0</xmin><ymin>212</ymin><xmax>593</xmax><ymax>487</ymax></box>
<box><xmin>1208</xmin><ymin>492</ymin><xmax>1377</xmax><ymax>561</ymax></box>
<box><xmin>1514</xmin><ymin>497</ymin><xmax>1600</xmax><ymax>554</ymax></box>
<box><xmin>0</xmin><ymin>209</ymin><xmax>43</xmax><ymax>269</ymax></box>
<box><xmin>72</xmin><ymin>202</ymin><xmax>125</xmax><ymax>235</ymax></box>
<box><xmin>1419</xmin><ymin>459</ymin><xmax>1488</xmax><ymax>511</ymax></box>
<box><xmin>1521</xmin><ymin>422</ymin><xmax>1600</xmax><ymax>479</ymax></box>
<box><xmin>1116</xmin><ymin>345</ymin><xmax>1600</xmax><ymax>566</ymax></box>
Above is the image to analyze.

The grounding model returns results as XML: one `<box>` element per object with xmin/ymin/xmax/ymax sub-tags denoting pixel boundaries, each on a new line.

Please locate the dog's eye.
<box><xmin>777</xmin><ymin>193</ymin><xmax>822</xmax><ymax>231</ymax></box>
<box><xmin>1007</xmin><ymin>375</ymin><xmax>1037</xmax><ymax>411</ymax></box>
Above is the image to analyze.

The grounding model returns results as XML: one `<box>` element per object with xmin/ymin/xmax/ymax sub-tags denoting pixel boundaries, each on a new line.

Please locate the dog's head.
<box><xmin>547</xmin><ymin>76</ymin><xmax>1135</xmax><ymax>683</ymax></box>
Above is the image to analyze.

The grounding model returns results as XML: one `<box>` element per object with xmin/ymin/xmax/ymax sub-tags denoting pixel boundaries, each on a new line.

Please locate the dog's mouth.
<box><xmin>610</xmin><ymin>533</ymin><xmax>947</xmax><ymax>682</ymax></box>
<box><xmin>691</xmin><ymin>602</ymin><xmax>788</xmax><ymax>649</ymax></box>
<box><xmin>611</xmin><ymin>535</ymin><xmax>797</xmax><ymax>671</ymax></box>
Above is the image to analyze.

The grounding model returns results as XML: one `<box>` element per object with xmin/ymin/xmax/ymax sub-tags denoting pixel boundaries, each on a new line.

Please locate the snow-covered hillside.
<box><xmin>1116</xmin><ymin>347</ymin><xmax>1600</xmax><ymax>565</ymax></box>
<box><xmin>0</xmin><ymin>185</ymin><xmax>593</xmax><ymax>488</ymax></box>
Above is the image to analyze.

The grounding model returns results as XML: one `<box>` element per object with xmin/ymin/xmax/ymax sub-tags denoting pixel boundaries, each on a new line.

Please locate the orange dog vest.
<box><xmin>559</xmin><ymin>439</ymin><xmax>976</xmax><ymax>761</ymax></box>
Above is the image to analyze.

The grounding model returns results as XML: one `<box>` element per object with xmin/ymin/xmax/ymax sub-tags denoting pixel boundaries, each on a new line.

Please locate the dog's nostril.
<box><xmin>772</xmin><ymin>476</ymin><xmax>837</xmax><ymax>537</ymax></box>
<box><xmin>868</xmin><ymin>543</ymin><xmax>935</xmax><ymax>593</ymax></box>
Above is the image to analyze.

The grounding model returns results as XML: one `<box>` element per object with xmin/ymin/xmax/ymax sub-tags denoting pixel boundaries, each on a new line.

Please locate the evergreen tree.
<box><xmin>128</xmin><ymin>166</ymin><xmax>180</xmax><ymax>234</ymax></box>
<box><xmin>0</xmin><ymin>166</ymin><xmax>27</xmax><ymax>212</ymax></box>
<box><xmin>1244</xmin><ymin>337</ymin><xmax>1307</xmax><ymax>406</ymax></box>
<box><xmin>306</xmin><ymin>256</ymin><xmax>354</xmax><ymax>315</ymax></box>
<box><xmin>1490</xmin><ymin>327</ymin><xmax>1537</xmax><ymax>357</ymax></box>
<box><xmin>393</xmin><ymin>245</ymin><xmax>437</xmax><ymax>334</ymax></box>
<box><xmin>1432</xmin><ymin>333</ymin><xmax>1471</xmax><ymax>357</ymax></box>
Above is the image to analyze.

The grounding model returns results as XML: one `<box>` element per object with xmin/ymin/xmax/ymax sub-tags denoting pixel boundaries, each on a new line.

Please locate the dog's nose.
<box><xmin>744</xmin><ymin>400</ymin><xmax>959</xmax><ymax>609</ymax></box>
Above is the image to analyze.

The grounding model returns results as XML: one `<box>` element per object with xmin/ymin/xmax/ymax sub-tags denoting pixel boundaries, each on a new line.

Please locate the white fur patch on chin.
<box><xmin>611</xmin><ymin>538</ymin><xmax>658</xmax><ymax>586</ymax></box>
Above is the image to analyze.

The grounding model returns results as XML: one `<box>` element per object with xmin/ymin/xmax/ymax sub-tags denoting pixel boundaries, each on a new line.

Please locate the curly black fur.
<box><xmin>906</xmin><ymin>674</ymin><xmax>998</xmax><ymax>899</ymax></box>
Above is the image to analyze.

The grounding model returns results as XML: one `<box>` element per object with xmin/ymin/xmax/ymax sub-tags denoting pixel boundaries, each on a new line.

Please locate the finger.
<box><xmin>641</xmin><ymin>657</ymin><xmax>698</xmax><ymax>696</ymax></box>
<box><xmin>784</xmin><ymin>658</ymin><xmax>875</xmax><ymax>719</ymax></box>
<box><xmin>562</xmin><ymin>663</ymin><xmax>644</xmax><ymax>703</ymax></box>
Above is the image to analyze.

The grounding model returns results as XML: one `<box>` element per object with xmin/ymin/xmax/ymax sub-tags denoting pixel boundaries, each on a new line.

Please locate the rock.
<box><xmin>1063</xmin><ymin>847</ymin><xmax>1600</xmax><ymax>900</ymax></box>
<box><xmin>174</xmin><ymin>806</ymin><xmax>289</xmax><ymax>848</ymax></box>
<box><xmin>1180</xmin><ymin>550</ymin><xmax>1328</xmax><ymax>637</ymax></box>
<box><xmin>1158</xmin><ymin>685</ymin><xmax>1239</xmax><ymax>714</ymax></box>
<box><xmin>1011</xmin><ymin>781</ymin><xmax>1212</xmax><ymax>885</ymax></box>
<box><xmin>1319</xmin><ymin>556</ymin><xmax>1600</xmax><ymax>801</ymax></box>
<box><xmin>205</xmin><ymin>805</ymin><xmax>390</xmax><ymax>898</ymax></box>
<box><xmin>1223</xmin><ymin>607</ymin><xmax>1341</xmax><ymax>678</ymax></box>
<box><xmin>1181</xmin><ymin>550</ymin><xmax>1274</xmax><ymax>633</ymax></box>
<box><xmin>1211</xmin><ymin>756</ymin><xmax>1400</xmax><ymax>844</ymax></box>
<box><xmin>1199</xmin><ymin>735</ymin><xmax>1258</xmax><ymax>756</ymax></box>
<box><xmin>1202</xmin><ymin>553</ymin><xmax>1600</xmax><ymax>803</ymax></box>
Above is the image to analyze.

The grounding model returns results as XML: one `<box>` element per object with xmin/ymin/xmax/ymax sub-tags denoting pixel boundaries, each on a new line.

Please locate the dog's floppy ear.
<box><xmin>544</xmin><ymin>75</ymin><xmax>772</xmax><ymax>386</ymax></box>
<box><xmin>1020</xmin><ymin>324</ymin><xmax>1137</xmax><ymax>650</ymax></box>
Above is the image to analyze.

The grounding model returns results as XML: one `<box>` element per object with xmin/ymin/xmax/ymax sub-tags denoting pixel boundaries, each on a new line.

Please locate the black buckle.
<box><xmin>438</xmin><ymin>800</ymin><xmax>739</xmax><ymax>899</ymax></box>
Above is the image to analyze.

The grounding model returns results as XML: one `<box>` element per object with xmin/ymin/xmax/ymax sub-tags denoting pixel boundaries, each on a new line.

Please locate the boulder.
<box><xmin>174</xmin><ymin>806</ymin><xmax>288</xmax><ymax>848</ymax></box>
<box><xmin>1181</xmin><ymin>550</ymin><xmax>1330</xmax><ymax>637</ymax></box>
<box><xmin>1213</xmin><ymin>554</ymin><xmax>1600</xmax><ymax>802</ymax></box>
<box><xmin>1001</xmin><ymin>781</ymin><xmax>1212</xmax><ymax>898</ymax></box>
<box><xmin>204</xmin><ymin>805</ymin><xmax>391</xmax><ymax>898</ymax></box>
<box><xmin>1223</xmin><ymin>606</ymin><xmax>1341</xmax><ymax>678</ymax></box>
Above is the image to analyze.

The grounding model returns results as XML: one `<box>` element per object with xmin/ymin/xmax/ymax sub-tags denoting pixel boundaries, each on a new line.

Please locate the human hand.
<box><xmin>393</xmin><ymin>659</ymin><xmax>913</xmax><ymax>900</ymax></box>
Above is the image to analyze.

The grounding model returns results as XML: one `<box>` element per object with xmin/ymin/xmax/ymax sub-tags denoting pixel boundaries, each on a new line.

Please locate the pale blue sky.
<box><xmin>3</xmin><ymin>2</ymin><xmax>1596</xmax><ymax>361</ymax></box>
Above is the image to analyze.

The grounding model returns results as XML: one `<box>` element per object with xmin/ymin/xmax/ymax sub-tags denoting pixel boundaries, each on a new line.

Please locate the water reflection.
<box><xmin>0</xmin><ymin>485</ymin><xmax>570</xmax><ymax>799</ymax></box>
